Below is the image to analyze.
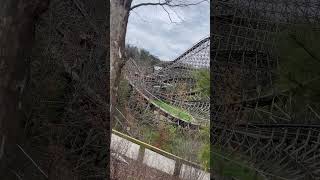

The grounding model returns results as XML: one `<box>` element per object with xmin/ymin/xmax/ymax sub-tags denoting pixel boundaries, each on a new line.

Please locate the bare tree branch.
<box><xmin>161</xmin><ymin>5</ymin><xmax>178</xmax><ymax>24</ymax></box>
<box><xmin>130</xmin><ymin>0</ymin><xmax>208</xmax><ymax>11</ymax></box>
<box><xmin>170</xmin><ymin>7</ymin><xmax>185</xmax><ymax>22</ymax></box>
<box><xmin>131</xmin><ymin>10</ymin><xmax>151</xmax><ymax>23</ymax></box>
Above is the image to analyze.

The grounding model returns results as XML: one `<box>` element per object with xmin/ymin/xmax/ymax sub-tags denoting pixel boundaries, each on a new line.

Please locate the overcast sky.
<box><xmin>126</xmin><ymin>0</ymin><xmax>210</xmax><ymax>61</ymax></box>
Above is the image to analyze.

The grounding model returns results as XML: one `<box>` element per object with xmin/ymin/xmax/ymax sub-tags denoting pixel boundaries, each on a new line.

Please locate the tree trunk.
<box><xmin>0</xmin><ymin>0</ymin><xmax>49</xmax><ymax>177</ymax></box>
<box><xmin>110</xmin><ymin>0</ymin><xmax>132</xmax><ymax>119</ymax></box>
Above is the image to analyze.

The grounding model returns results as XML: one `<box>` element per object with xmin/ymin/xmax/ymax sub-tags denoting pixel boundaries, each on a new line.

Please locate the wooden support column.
<box><xmin>137</xmin><ymin>146</ymin><xmax>145</xmax><ymax>162</ymax></box>
<box><xmin>173</xmin><ymin>159</ymin><xmax>182</xmax><ymax>177</ymax></box>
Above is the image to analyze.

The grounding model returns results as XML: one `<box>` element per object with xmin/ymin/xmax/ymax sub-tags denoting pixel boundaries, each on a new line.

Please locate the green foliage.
<box><xmin>168</xmin><ymin>125</ymin><xmax>177</xmax><ymax>137</ymax></box>
<box><xmin>193</xmin><ymin>69</ymin><xmax>210</xmax><ymax>96</ymax></box>
<box><xmin>212</xmin><ymin>146</ymin><xmax>262</xmax><ymax>180</ymax></box>
<box><xmin>126</xmin><ymin>44</ymin><xmax>161</xmax><ymax>67</ymax></box>
<box><xmin>139</xmin><ymin>123</ymin><xmax>210</xmax><ymax>166</ymax></box>
<box><xmin>276</xmin><ymin>24</ymin><xmax>320</xmax><ymax>113</ymax></box>
<box><xmin>197</xmin><ymin>125</ymin><xmax>210</xmax><ymax>169</ymax></box>
<box><xmin>198</xmin><ymin>143</ymin><xmax>210</xmax><ymax>170</ymax></box>
<box><xmin>139</xmin><ymin>125</ymin><xmax>161</xmax><ymax>144</ymax></box>
<box><xmin>152</xmin><ymin>100</ymin><xmax>193</xmax><ymax>122</ymax></box>
<box><xmin>199</xmin><ymin>125</ymin><xmax>210</xmax><ymax>141</ymax></box>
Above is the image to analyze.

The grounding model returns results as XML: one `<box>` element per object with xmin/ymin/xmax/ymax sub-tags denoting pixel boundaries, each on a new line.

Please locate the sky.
<box><xmin>126</xmin><ymin>0</ymin><xmax>210</xmax><ymax>61</ymax></box>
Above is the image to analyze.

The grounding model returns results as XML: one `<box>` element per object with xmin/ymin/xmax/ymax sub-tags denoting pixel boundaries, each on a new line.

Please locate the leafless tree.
<box><xmin>110</xmin><ymin>0</ymin><xmax>208</xmax><ymax>121</ymax></box>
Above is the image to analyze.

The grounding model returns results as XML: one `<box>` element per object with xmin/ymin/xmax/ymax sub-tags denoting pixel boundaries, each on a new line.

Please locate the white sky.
<box><xmin>126</xmin><ymin>0</ymin><xmax>210</xmax><ymax>61</ymax></box>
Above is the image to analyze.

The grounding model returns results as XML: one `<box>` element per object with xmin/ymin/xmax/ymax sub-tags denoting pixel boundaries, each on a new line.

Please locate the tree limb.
<box><xmin>131</xmin><ymin>10</ymin><xmax>151</xmax><ymax>23</ymax></box>
<box><xmin>161</xmin><ymin>5</ymin><xmax>177</xmax><ymax>23</ymax></box>
<box><xmin>130</xmin><ymin>0</ymin><xmax>208</xmax><ymax>11</ymax></box>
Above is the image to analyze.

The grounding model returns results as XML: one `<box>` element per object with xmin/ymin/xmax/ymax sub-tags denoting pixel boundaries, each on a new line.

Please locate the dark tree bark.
<box><xmin>0</xmin><ymin>0</ymin><xmax>49</xmax><ymax>177</ymax></box>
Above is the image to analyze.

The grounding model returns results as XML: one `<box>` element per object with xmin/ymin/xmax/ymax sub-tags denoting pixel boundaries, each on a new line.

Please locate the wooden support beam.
<box><xmin>137</xmin><ymin>146</ymin><xmax>145</xmax><ymax>162</ymax></box>
<box><xmin>173</xmin><ymin>160</ymin><xmax>182</xmax><ymax>177</ymax></box>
